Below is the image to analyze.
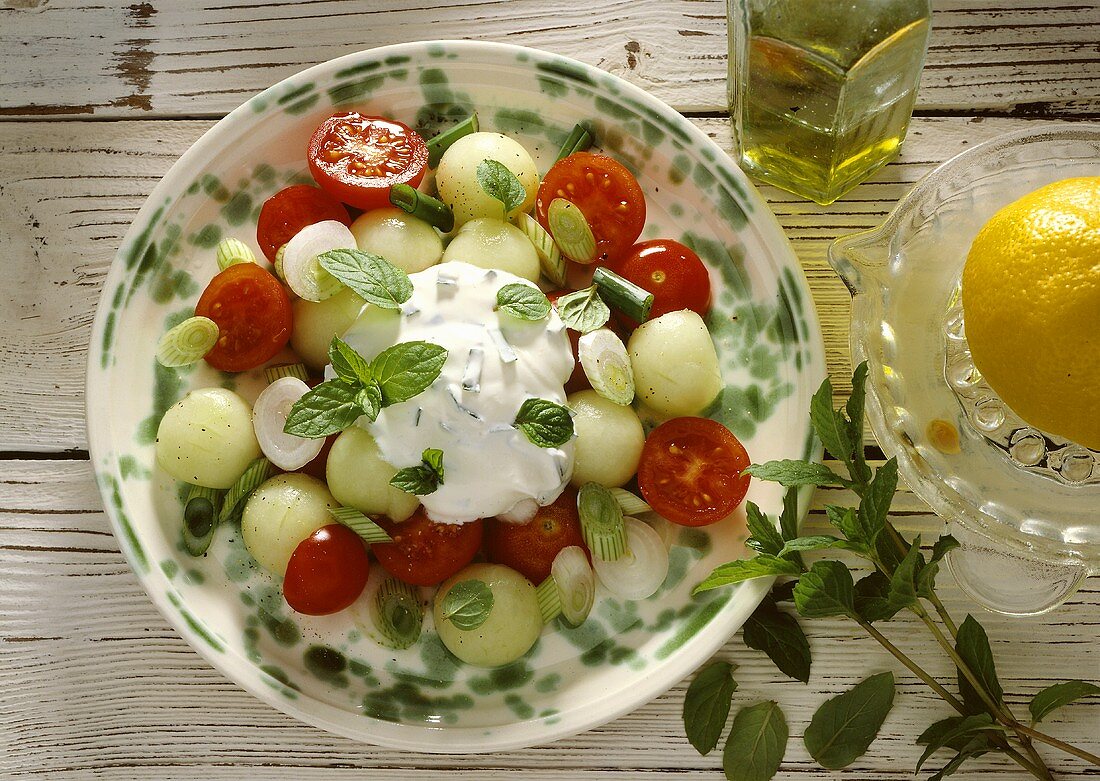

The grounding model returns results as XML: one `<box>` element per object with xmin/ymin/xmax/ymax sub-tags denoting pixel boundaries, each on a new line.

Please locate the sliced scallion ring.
<box><xmin>182</xmin><ymin>484</ymin><xmax>224</xmax><ymax>557</ymax></box>
<box><xmin>263</xmin><ymin>363</ymin><xmax>309</xmax><ymax>384</ymax></box>
<box><xmin>577</xmin><ymin>482</ymin><xmax>626</xmax><ymax>561</ymax></box>
<box><xmin>273</xmin><ymin>243</ymin><xmax>289</xmax><ymax>284</ymax></box>
<box><xmin>592</xmin><ymin>516</ymin><xmax>669</xmax><ymax>601</ymax></box>
<box><xmin>551</xmin><ymin>545</ymin><xmax>595</xmax><ymax>626</ymax></box>
<box><xmin>156</xmin><ymin>316</ymin><xmax>219</xmax><ymax>368</ymax></box>
<box><xmin>535</xmin><ymin>575</ymin><xmax>562</xmax><ymax>625</ymax></box>
<box><xmin>609</xmin><ymin>487</ymin><xmax>652</xmax><ymax>517</ymax></box>
<box><xmin>353</xmin><ymin>568</ymin><xmax>424</xmax><ymax>650</ymax></box>
<box><xmin>578</xmin><ymin>328</ymin><xmax>635</xmax><ymax>405</ymax></box>
<box><xmin>218</xmin><ymin>456</ymin><xmax>274</xmax><ymax>524</ymax></box>
<box><xmin>215</xmin><ymin>237</ymin><xmax>257</xmax><ymax>270</ymax></box>
<box><xmin>546</xmin><ymin>198</ymin><xmax>597</xmax><ymax>263</ymax></box>
<box><xmin>516</xmin><ymin>212</ymin><xmax>566</xmax><ymax>286</ymax></box>
<box><xmin>280</xmin><ymin>220</ymin><xmax>355</xmax><ymax>301</ymax></box>
<box><xmin>252</xmin><ymin>377</ymin><xmax>324</xmax><ymax>471</ymax></box>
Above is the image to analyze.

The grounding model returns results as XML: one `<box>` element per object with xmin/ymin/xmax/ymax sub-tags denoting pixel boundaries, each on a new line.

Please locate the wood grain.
<box><xmin>0</xmin><ymin>0</ymin><xmax>1096</xmax><ymax>120</ymax></box>
<box><xmin>2</xmin><ymin>459</ymin><xmax>1097</xmax><ymax>779</ymax></box>
<box><xmin>0</xmin><ymin>115</ymin><xmax>1072</xmax><ymax>452</ymax></box>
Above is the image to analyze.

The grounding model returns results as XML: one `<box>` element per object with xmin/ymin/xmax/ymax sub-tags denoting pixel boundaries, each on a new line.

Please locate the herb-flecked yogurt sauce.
<box><xmin>339</xmin><ymin>261</ymin><xmax>575</xmax><ymax>523</ymax></box>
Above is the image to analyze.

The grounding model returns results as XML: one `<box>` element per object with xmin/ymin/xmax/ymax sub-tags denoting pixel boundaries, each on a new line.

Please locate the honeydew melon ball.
<box><xmin>567</xmin><ymin>389</ymin><xmax>645</xmax><ymax>488</ymax></box>
<box><xmin>350</xmin><ymin>207</ymin><xmax>443</xmax><ymax>274</ymax></box>
<box><xmin>241</xmin><ymin>473</ymin><xmax>337</xmax><ymax>576</ymax></box>
<box><xmin>325</xmin><ymin>426</ymin><xmax>419</xmax><ymax>523</ymax></box>
<box><xmin>628</xmin><ymin>310</ymin><xmax>722</xmax><ymax>417</ymax></box>
<box><xmin>155</xmin><ymin>387</ymin><xmax>260</xmax><ymax>489</ymax></box>
<box><xmin>290</xmin><ymin>287</ymin><xmax>365</xmax><ymax>370</ymax></box>
<box><xmin>436</xmin><ymin>132</ymin><xmax>539</xmax><ymax>227</ymax></box>
<box><xmin>441</xmin><ymin>218</ymin><xmax>540</xmax><ymax>282</ymax></box>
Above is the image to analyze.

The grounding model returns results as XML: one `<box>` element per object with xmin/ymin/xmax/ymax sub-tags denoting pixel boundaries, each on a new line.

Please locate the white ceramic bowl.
<box><xmin>87</xmin><ymin>40</ymin><xmax>825</xmax><ymax>752</ymax></box>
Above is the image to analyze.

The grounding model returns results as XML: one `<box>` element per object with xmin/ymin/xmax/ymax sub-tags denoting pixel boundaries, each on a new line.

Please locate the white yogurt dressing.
<box><xmin>339</xmin><ymin>261</ymin><xmax>575</xmax><ymax>523</ymax></box>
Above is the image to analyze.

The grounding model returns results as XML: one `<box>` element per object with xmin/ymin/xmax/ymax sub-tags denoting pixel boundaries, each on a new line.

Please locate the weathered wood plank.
<box><xmin>0</xmin><ymin>0</ymin><xmax>1096</xmax><ymax>119</ymax></box>
<box><xmin>0</xmin><ymin>115</ymin><xmax>1074</xmax><ymax>452</ymax></box>
<box><xmin>2</xmin><ymin>459</ymin><xmax>1097</xmax><ymax>779</ymax></box>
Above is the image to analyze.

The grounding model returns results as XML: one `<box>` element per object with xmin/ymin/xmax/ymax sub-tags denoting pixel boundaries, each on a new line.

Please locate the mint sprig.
<box><xmin>390</xmin><ymin>447</ymin><xmax>445</xmax><ymax>496</ymax></box>
<box><xmin>682</xmin><ymin>363</ymin><xmax>1100</xmax><ymax>781</ymax></box>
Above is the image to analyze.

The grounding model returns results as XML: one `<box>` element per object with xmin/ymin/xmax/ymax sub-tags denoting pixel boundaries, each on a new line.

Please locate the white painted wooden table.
<box><xmin>2</xmin><ymin>2</ymin><xmax>1098</xmax><ymax>779</ymax></box>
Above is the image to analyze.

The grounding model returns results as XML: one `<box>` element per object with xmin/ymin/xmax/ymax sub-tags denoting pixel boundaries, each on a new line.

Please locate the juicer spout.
<box><xmin>827</xmin><ymin>227</ymin><xmax>889</xmax><ymax>296</ymax></box>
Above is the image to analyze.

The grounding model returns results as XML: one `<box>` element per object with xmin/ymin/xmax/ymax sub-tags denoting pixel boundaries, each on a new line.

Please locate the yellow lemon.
<box><xmin>961</xmin><ymin>177</ymin><xmax>1100</xmax><ymax>450</ymax></box>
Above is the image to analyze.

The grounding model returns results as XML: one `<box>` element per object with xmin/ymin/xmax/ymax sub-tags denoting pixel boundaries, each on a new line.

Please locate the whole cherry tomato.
<box><xmin>485</xmin><ymin>487</ymin><xmax>586</xmax><ymax>583</ymax></box>
<box><xmin>194</xmin><ymin>263</ymin><xmax>292</xmax><ymax>372</ymax></box>
<box><xmin>307</xmin><ymin>112</ymin><xmax>428</xmax><ymax>210</ymax></box>
<box><xmin>371</xmin><ymin>509</ymin><xmax>483</xmax><ymax>587</ymax></box>
<box><xmin>637</xmin><ymin>417</ymin><xmax>751</xmax><ymax>527</ymax></box>
<box><xmin>613</xmin><ymin>239</ymin><xmax>711</xmax><ymax>321</ymax></box>
<box><xmin>283</xmin><ymin>524</ymin><xmax>370</xmax><ymax>615</ymax></box>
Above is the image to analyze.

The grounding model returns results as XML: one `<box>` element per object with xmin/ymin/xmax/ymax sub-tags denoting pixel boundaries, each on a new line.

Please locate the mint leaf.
<box><xmin>1029</xmin><ymin>680</ymin><xmax>1100</xmax><ymax>724</ymax></box>
<box><xmin>846</xmin><ymin>362</ymin><xmax>872</xmax><ymax>484</ymax></box>
<box><xmin>722</xmin><ymin>701</ymin><xmax>788</xmax><ymax>781</ymax></box>
<box><xmin>804</xmin><ymin>671</ymin><xmax>895</xmax><ymax>769</ymax></box>
<box><xmin>793</xmin><ymin>560</ymin><xmax>855</xmax><ymax>618</ymax></box>
<box><xmin>778</xmin><ymin>486</ymin><xmax>801</xmax><ymax>543</ymax></box>
<box><xmin>825</xmin><ymin>504</ymin><xmax>864</xmax><ymax>544</ymax></box>
<box><xmin>514</xmin><ymin>397</ymin><xmax>574</xmax><ymax>448</ymax></box>
<box><xmin>779</xmin><ymin>535</ymin><xmax>867</xmax><ymax>559</ymax></box>
<box><xmin>371</xmin><ymin>341</ymin><xmax>448</xmax><ymax>405</ymax></box>
<box><xmin>317</xmin><ymin>248</ymin><xmax>412</xmax><ymax>310</ymax></box>
<box><xmin>389</xmin><ymin>447</ymin><xmax>445</xmax><ymax>495</ymax></box>
<box><xmin>956</xmin><ymin>615</ymin><xmax>1004</xmax><ymax>715</ymax></box>
<box><xmin>476</xmin><ymin>158</ymin><xmax>526</xmax><ymax>217</ymax></box>
<box><xmin>283</xmin><ymin>378</ymin><xmax>364</xmax><ymax>438</ymax></box>
<box><xmin>886</xmin><ymin>535</ymin><xmax>925</xmax><ymax>610</ymax></box>
<box><xmin>328</xmin><ymin>335</ymin><xmax>373</xmax><ymax>385</ymax></box>
<box><xmin>441</xmin><ymin>579</ymin><xmax>494</xmax><ymax>630</ymax></box>
<box><xmin>745</xmin><ymin>501</ymin><xmax>784</xmax><ymax>557</ymax></box>
<box><xmin>930</xmin><ymin>534</ymin><xmax>960</xmax><ymax>565</ymax></box>
<box><xmin>743</xmin><ymin>596</ymin><xmax>811</xmax><ymax>683</ymax></box>
<box><xmin>554</xmin><ymin>285</ymin><xmax>610</xmax><ymax>333</ymax></box>
<box><xmin>927</xmin><ymin>736</ymin><xmax>995</xmax><ymax>781</ymax></box>
<box><xmin>853</xmin><ymin>571</ymin><xmax>902</xmax><ymax>623</ymax></box>
<box><xmin>810</xmin><ymin>376</ymin><xmax>854</xmax><ymax>465</ymax></box>
<box><xmin>694</xmin><ymin>556</ymin><xmax>802</xmax><ymax>594</ymax></box>
<box><xmin>496</xmin><ymin>282</ymin><xmax>551</xmax><ymax>321</ymax></box>
<box><xmin>683</xmin><ymin>660</ymin><xmax>737</xmax><ymax>755</ymax></box>
<box><xmin>859</xmin><ymin>457</ymin><xmax>898</xmax><ymax>549</ymax></box>
<box><xmin>915</xmin><ymin>714</ymin><xmax>1004</xmax><ymax>772</ymax></box>
<box><xmin>355</xmin><ymin>380</ymin><xmax>382</xmax><ymax>422</ymax></box>
<box><xmin>744</xmin><ymin>460</ymin><xmax>850</xmax><ymax>488</ymax></box>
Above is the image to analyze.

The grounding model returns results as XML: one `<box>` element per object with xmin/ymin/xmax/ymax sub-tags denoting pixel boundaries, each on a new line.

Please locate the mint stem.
<box><xmin>1013</xmin><ymin>723</ymin><xmax>1100</xmax><ymax>766</ymax></box>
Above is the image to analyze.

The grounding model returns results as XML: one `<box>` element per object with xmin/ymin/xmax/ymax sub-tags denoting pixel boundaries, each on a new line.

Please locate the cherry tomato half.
<box><xmin>307</xmin><ymin>112</ymin><xmax>428</xmax><ymax>211</ymax></box>
<box><xmin>637</xmin><ymin>417</ymin><xmax>751</xmax><ymax>527</ymax></box>
<box><xmin>613</xmin><ymin>239</ymin><xmax>711</xmax><ymax>321</ymax></box>
<box><xmin>194</xmin><ymin>263</ymin><xmax>292</xmax><ymax>372</ymax></box>
<box><xmin>536</xmin><ymin>152</ymin><xmax>646</xmax><ymax>265</ymax></box>
<box><xmin>485</xmin><ymin>487</ymin><xmax>586</xmax><ymax>583</ymax></box>
<box><xmin>372</xmin><ymin>510</ymin><xmax>483</xmax><ymax>587</ymax></box>
<box><xmin>256</xmin><ymin>184</ymin><xmax>350</xmax><ymax>262</ymax></box>
<box><xmin>283</xmin><ymin>524</ymin><xmax>370</xmax><ymax>615</ymax></box>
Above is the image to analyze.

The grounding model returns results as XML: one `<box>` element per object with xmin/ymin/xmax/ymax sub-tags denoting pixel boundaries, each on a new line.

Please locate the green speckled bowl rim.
<box><xmin>87</xmin><ymin>40</ymin><xmax>825</xmax><ymax>753</ymax></box>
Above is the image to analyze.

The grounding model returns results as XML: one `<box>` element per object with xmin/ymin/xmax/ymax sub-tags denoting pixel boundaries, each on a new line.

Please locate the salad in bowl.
<box><xmin>87</xmin><ymin>41</ymin><xmax>825</xmax><ymax>751</ymax></box>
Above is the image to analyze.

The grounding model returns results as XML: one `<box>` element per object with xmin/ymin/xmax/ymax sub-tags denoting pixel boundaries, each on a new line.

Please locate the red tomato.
<box><xmin>307</xmin><ymin>112</ymin><xmax>428</xmax><ymax>211</ymax></box>
<box><xmin>536</xmin><ymin>152</ymin><xmax>646</xmax><ymax>265</ymax></box>
<box><xmin>283</xmin><ymin>524</ymin><xmax>370</xmax><ymax>615</ymax></box>
<box><xmin>613</xmin><ymin>239</ymin><xmax>712</xmax><ymax>321</ymax></box>
<box><xmin>547</xmin><ymin>290</ymin><xmax>589</xmax><ymax>393</ymax></box>
<box><xmin>637</xmin><ymin>417</ymin><xmax>751</xmax><ymax>527</ymax></box>
<box><xmin>256</xmin><ymin>184</ymin><xmax>350</xmax><ymax>262</ymax></box>
<box><xmin>296</xmin><ymin>433</ymin><xmax>336</xmax><ymax>480</ymax></box>
<box><xmin>194</xmin><ymin>263</ymin><xmax>292</xmax><ymax>372</ymax></box>
<box><xmin>485</xmin><ymin>487</ymin><xmax>586</xmax><ymax>583</ymax></box>
<box><xmin>372</xmin><ymin>510</ymin><xmax>483</xmax><ymax>587</ymax></box>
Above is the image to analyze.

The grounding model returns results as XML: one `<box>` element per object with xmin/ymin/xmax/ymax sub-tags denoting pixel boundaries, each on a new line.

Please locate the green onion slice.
<box><xmin>577</xmin><ymin>328</ymin><xmax>635</xmax><ymax>405</ymax></box>
<box><xmin>218</xmin><ymin>457</ymin><xmax>274</xmax><ymax>524</ymax></box>
<box><xmin>330</xmin><ymin>506</ymin><xmax>392</xmax><ymax>544</ymax></box>
<box><xmin>593</xmin><ymin>265</ymin><xmax>653</xmax><ymax>323</ymax></box>
<box><xmin>182</xmin><ymin>484</ymin><xmax>224</xmax><ymax>557</ymax></box>
<box><xmin>373</xmin><ymin>576</ymin><xmax>423</xmax><ymax>649</ymax></box>
<box><xmin>156</xmin><ymin>316</ymin><xmax>219</xmax><ymax>368</ymax></box>
<box><xmin>389</xmin><ymin>183</ymin><xmax>455</xmax><ymax>233</ymax></box>
<box><xmin>263</xmin><ymin>363</ymin><xmax>310</xmax><ymax>384</ymax></box>
<box><xmin>536</xmin><ymin>575</ymin><xmax>563</xmax><ymax>625</ymax></box>
<box><xmin>551</xmin><ymin>545</ymin><xmax>595</xmax><ymax>626</ymax></box>
<box><xmin>577</xmin><ymin>482</ymin><xmax>627</xmax><ymax>561</ymax></box>
<box><xmin>427</xmin><ymin>112</ymin><xmax>479</xmax><ymax>168</ymax></box>
<box><xmin>215</xmin><ymin>237</ymin><xmax>257</xmax><ymax>270</ymax></box>
<box><xmin>516</xmin><ymin>212</ymin><xmax>566</xmax><ymax>287</ymax></box>
<box><xmin>546</xmin><ymin>198</ymin><xmax>597</xmax><ymax>263</ymax></box>
<box><xmin>609</xmin><ymin>487</ymin><xmax>652</xmax><ymax>517</ymax></box>
<box><xmin>273</xmin><ymin>244</ymin><xmax>289</xmax><ymax>285</ymax></box>
<box><xmin>556</xmin><ymin>123</ymin><xmax>594</xmax><ymax>162</ymax></box>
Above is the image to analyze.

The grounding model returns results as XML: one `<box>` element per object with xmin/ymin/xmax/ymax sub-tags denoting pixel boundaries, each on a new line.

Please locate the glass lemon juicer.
<box><xmin>829</xmin><ymin>126</ymin><xmax>1100</xmax><ymax>616</ymax></box>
